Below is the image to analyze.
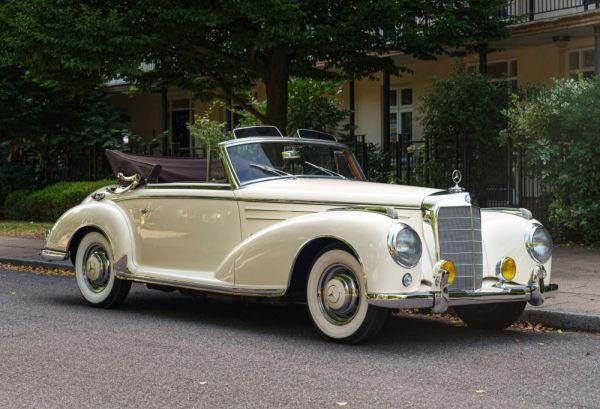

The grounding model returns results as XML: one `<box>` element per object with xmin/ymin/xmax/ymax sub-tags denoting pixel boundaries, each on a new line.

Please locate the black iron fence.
<box><xmin>350</xmin><ymin>134</ymin><xmax>550</xmax><ymax>224</ymax></box>
<box><xmin>504</xmin><ymin>0</ymin><xmax>599</xmax><ymax>21</ymax></box>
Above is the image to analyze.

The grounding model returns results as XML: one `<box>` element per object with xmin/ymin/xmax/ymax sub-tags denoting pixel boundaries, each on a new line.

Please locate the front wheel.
<box><xmin>454</xmin><ymin>301</ymin><xmax>526</xmax><ymax>330</ymax></box>
<box><xmin>306</xmin><ymin>247</ymin><xmax>388</xmax><ymax>344</ymax></box>
<box><xmin>75</xmin><ymin>231</ymin><xmax>131</xmax><ymax>308</ymax></box>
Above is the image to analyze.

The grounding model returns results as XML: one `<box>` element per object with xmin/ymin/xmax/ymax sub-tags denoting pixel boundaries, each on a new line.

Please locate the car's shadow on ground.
<box><xmin>50</xmin><ymin>284</ymin><xmax>548</xmax><ymax>351</ymax></box>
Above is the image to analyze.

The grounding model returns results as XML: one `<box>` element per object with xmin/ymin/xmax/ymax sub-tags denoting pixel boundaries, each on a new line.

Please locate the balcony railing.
<box><xmin>504</xmin><ymin>0</ymin><xmax>599</xmax><ymax>22</ymax></box>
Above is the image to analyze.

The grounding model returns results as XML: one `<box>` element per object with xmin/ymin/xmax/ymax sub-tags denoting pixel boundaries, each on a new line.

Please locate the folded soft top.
<box><xmin>105</xmin><ymin>150</ymin><xmax>224</xmax><ymax>183</ymax></box>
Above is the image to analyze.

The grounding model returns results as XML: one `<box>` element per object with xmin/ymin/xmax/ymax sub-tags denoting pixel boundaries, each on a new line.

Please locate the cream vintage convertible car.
<box><xmin>42</xmin><ymin>127</ymin><xmax>557</xmax><ymax>343</ymax></box>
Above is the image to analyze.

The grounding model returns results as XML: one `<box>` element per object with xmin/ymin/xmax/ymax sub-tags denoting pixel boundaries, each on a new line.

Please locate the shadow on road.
<box><xmin>47</xmin><ymin>284</ymin><xmax>550</xmax><ymax>351</ymax></box>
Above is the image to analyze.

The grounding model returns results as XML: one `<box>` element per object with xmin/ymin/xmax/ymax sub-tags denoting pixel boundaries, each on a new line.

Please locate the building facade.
<box><xmin>108</xmin><ymin>2</ymin><xmax>600</xmax><ymax>154</ymax></box>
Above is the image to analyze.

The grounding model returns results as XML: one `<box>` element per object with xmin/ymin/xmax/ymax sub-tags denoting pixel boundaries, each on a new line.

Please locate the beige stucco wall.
<box><xmin>110</xmin><ymin>92</ymin><xmax>162</xmax><ymax>143</ymax></box>
<box><xmin>109</xmin><ymin>88</ymin><xmax>227</xmax><ymax>145</ymax></box>
<box><xmin>108</xmin><ymin>31</ymin><xmax>596</xmax><ymax>148</ymax></box>
<box><xmin>344</xmin><ymin>34</ymin><xmax>596</xmax><ymax>146</ymax></box>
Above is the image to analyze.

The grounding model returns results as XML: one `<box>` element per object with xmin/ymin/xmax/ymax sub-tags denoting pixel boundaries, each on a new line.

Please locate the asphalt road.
<box><xmin>1</xmin><ymin>268</ymin><xmax>599</xmax><ymax>409</ymax></box>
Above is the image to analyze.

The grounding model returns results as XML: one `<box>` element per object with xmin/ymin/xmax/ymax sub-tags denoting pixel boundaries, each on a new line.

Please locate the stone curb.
<box><xmin>0</xmin><ymin>256</ymin><xmax>73</xmax><ymax>271</ymax></box>
<box><xmin>520</xmin><ymin>309</ymin><xmax>600</xmax><ymax>333</ymax></box>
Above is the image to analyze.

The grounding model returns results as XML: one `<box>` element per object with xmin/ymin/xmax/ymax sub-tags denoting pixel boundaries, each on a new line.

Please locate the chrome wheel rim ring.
<box><xmin>82</xmin><ymin>244</ymin><xmax>111</xmax><ymax>293</ymax></box>
<box><xmin>317</xmin><ymin>263</ymin><xmax>360</xmax><ymax>325</ymax></box>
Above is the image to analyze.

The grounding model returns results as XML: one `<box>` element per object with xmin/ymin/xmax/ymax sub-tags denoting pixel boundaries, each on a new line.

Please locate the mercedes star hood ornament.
<box><xmin>449</xmin><ymin>169</ymin><xmax>464</xmax><ymax>193</ymax></box>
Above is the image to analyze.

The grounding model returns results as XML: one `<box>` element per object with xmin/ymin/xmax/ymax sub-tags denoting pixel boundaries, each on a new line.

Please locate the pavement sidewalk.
<box><xmin>1</xmin><ymin>235</ymin><xmax>598</xmax><ymax>332</ymax></box>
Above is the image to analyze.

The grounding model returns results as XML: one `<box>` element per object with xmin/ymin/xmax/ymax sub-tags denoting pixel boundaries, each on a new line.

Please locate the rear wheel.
<box><xmin>455</xmin><ymin>301</ymin><xmax>526</xmax><ymax>330</ymax></box>
<box><xmin>306</xmin><ymin>247</ymin><xmax>388</xmax><ymax>344</ymax></box>
<box><xmin>75</xmin><ymin>232</ymin><xmax>131</xmax><ymax>308</ymax></box>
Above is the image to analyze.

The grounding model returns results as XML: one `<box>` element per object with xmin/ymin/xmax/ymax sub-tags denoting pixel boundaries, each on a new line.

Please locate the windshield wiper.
<box><xmin>304</xmin><ymin>161</ymin><xmax>347</xmax><ymax>180</ymax></box>
<box><xmin>250</xmin><ymin>163</ymin><xmax>296</xmax><ymax>179</ymax></box>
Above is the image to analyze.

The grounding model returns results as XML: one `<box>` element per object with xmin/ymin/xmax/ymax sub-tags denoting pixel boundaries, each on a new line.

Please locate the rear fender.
<box><xmin>44</xmin><ymin>201</ymin><xmax>134</xmax><ymax>269</ymax></box>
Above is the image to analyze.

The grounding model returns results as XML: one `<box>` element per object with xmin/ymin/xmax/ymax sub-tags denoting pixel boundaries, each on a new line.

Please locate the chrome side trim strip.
<box><xmin>111</xmin><ymin>194</ymin><xmax>421</xmax><ymax>209</ymax></box>
<box><xmin>245</xmin><ymin>216</ymin><xmax>289</xmax><ymax>221</ymax></box>
<box><xmin>112</xmin><ymin>195</ymin><xmax>236</xmax><ymax>203</ymax></box>
<box><xmin>41</xmin><ymin>248</ymin><xmax>70</xmax><ymax>261</ymax></box>
<box><xmin>115</xmin><ymin>270</ymin><xmax>286</xmax><ymax>298</ymax></box>
<box><xmin>327</xmin><ymin>205</ymin><xmax>398</xmax><ymax>218</ymax></box>
<box><xmin>144</xmin><ymin>183</ymin><xmax>232</xmax><ymax>190</ymax></box>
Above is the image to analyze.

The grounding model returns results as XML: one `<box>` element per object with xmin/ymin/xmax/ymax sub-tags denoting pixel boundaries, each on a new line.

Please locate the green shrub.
<box><xmin>4</xmin><ymin>180</ymin><xmax>113</xmax><ymax>222</ymax></box>
<box><xmin>503</xmin><ymin>76</ymin><xmax>600</xmax><ymax>243</ymax></box>
<box><xmin>3</xmin><ymin>189</ymin><xmax>34</xmax><ymax>220</ymax></box>
<box><xmin>420</xmin><ymin>65</ymin><xmax>510</xmax><ymax>201</ymax></box>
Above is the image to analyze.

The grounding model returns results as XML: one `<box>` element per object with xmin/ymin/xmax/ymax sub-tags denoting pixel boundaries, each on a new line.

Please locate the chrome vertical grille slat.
<box><xmin>437</xmin><ymin>206</ymin><xmax>483</xmax><ymax>291</ymax></box>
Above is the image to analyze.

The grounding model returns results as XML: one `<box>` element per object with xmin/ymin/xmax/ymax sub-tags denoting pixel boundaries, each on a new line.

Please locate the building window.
<box><xmin>567</xmin><ymin>49</ymin><xmax>595</xmax><ymax>79</ymax></box>
<box><xmin>467</xmin><ymin>59</ymin><xmax>518</xmax><ymax>92</ymax></box>
<box><xmin>389</xmin><ymin>87</ymin><xmax>413</xmax><ymax>142</ymax></box>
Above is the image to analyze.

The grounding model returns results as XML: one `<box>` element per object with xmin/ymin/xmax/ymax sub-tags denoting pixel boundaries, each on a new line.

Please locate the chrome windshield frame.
<box><xmin>219</xmin><ymin>137</ymin><xmax>365</xmax><ymax>188</ymax></box>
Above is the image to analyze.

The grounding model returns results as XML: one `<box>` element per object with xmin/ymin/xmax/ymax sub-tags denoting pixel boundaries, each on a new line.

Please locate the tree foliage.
<box><xmin>287</xmin><ymin>78</ymin><xmax>349</xmax><ymax>134</ymax></box>
<box><xmin>0</xmin><ymin>65</ymin><xmax>131</xmax><ymax>204</ymax></box>
<box><xmin>0</xmin><ymin>1</ymin><xmax>510</xmax><ymax>132</ymax></box>
<box><xmin>503</xmin><ymin>76</ymin><xmax>600</xmax><ymax>242</ymax></box>
<box><xmin>419</xmin><ymin>66</ymin><xmax>511</xmax><ymax>201</ymax></box>
<box><xmin>235</xmin><ymin>78</ymin><xmax>349</xmax><ymax>134</ymax></box>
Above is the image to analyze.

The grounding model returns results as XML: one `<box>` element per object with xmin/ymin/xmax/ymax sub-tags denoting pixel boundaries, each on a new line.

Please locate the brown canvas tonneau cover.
<box><xmin>105</xmin><ymin>150</ymin><xmax>223</xmax><ymax>183</ymax></box>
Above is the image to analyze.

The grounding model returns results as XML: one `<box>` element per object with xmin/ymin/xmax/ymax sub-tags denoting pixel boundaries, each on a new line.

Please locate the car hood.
<box><xmin>234</xmin><ymin>178</ymin><xmax>443</xmax><ymax>208</ymax></box>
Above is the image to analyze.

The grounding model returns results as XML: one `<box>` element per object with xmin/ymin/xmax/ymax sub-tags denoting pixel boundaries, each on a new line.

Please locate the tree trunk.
<box><xmin>263</xmin><ymin>49</ymin><xmax>289</xmax><ymax>134</ymax></box>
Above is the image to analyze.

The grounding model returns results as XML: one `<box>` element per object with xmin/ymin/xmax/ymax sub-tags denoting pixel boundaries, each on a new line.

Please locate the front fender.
<box><xmin>228</xmin><ymin>210</ymin><xmax>425</xmax><ymax>294</ymax></box>
<box><xmin>44</xmin><ymin>201</ymin><xmax>134</xmax><ymax>268</ymax></box>
<box><xmin>481</xmin><ymin>211</ymin><xmax>552</xmax><ymax>284</ymax></box>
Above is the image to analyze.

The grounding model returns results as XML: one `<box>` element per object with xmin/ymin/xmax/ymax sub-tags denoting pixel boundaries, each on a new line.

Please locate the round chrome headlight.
<box><xmin>387</xmin><ymin>223</ymin><xmax>422</xmax><ymax>268</ymax></box>
<box><xmin>525</xmin><ymin>224</ymin><xmax>553</xmax><ymax>264</ymax></box>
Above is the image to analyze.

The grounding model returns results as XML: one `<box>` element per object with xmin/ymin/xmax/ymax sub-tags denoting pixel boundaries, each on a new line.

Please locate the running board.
<box><xmin>114</xmin><ymin>255</ymin><xmax>286</xmax><ymax>298</ymax></box>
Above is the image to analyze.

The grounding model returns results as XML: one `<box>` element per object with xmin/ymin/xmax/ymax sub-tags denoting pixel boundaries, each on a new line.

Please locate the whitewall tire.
<box><xmin>75</xmin><ymin>231</ymin><xmax>131</xmax><ymax>308</ymax></box>
<box><xmin>306</xmin><ymin>247</ymin><xmax>388</xmax><ymax>344</ymax></box>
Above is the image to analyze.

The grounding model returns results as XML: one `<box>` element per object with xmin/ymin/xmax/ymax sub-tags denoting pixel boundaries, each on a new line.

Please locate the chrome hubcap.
<box><xmin>83</xmin><ymin>244</ymin><xmax>111</xmax><ymax>293</ymax></box>
<box><xmin>317</xmin><ymin>264</ymin><xmax>360</xmax><ymax>325</ymax></box>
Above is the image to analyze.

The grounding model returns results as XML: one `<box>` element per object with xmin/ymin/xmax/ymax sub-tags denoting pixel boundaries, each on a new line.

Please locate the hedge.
<box><xmin>3</xmin><ymin>180</ymin><xmax>113</xmax><ymax>222</ymax></box>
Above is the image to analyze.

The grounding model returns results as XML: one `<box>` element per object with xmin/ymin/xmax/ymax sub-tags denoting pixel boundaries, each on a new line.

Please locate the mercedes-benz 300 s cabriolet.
<box><xmin>41</xmin><ymin>129</ymin><xmax>557</xmax><ymax>343</ymax></box>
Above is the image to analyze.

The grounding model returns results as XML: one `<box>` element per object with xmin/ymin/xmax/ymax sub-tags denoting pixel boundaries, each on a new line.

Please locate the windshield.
<box><xmin>226</xmin><ymin>141</ymin><xmax>365</xmax><ymax>185</ymax></box>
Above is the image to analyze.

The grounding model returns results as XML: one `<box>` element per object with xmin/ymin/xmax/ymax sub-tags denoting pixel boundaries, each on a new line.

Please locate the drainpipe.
<box><xmin>595</xmin><ymin>25</ymin><xmax>600</xmax><ymax>75</ymax></box>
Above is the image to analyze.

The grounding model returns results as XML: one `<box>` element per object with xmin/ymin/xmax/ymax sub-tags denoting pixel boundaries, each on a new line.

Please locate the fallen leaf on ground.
<box><xmin>557</xmin><ymin>329</ymin><xmax>563</xmax><ymax>334</ymax></box>
<box><xmin>537</xmin><ymin>342</ymin><xmax>544</xmax><ymax>345</ymax></box>
<box><xmin>198</xmin><ymin>381</ymin><xmax>207</xmax><ymax>385</ymax></box>
<box><xmin>10</xmin><ymin>291</ymin><xmax>16</xmax><ymax>295</ymax></box>
<box><xmin>336</xmin><ymin>401</ymin><xmax>348</xmax><ymax>406</ymax></box>
<box><xmin>475</xmin><ymin>390</ymin><xmax>486</xmax><ymax>394</ymax></box>
<box><xmin>0</xmin><ymin>262</ymin><xmax>74</xmax><ymax>277</ymax></box>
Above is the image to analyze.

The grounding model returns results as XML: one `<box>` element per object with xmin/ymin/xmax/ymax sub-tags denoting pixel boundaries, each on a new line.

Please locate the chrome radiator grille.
<box><xmin>437</xmin><ymin>206</ymin><xmax>483</xmax><ymax>291</ymax></box>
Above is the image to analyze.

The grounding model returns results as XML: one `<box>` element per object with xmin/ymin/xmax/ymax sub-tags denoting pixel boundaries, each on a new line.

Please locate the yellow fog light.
<box><xmin>497</xmin><ymin>257</ymin><xmax>517</xmax><ymax>282</ymax></box>
<box><xmin>441</xmin><ymin>260</ymin><xmax>456</xmax><ymax>285</ymax></box>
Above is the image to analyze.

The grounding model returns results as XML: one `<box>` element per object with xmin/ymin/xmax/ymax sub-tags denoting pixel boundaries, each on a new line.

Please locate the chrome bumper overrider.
<box><xmin>40</xmin><ymin>249</ymin><xmax>70</xmax><ymax>261</ymax></box>
<box><xmin>367</xmin><ymin>281</ymin><xmax>558</xmax><ymax>313</ymax></box>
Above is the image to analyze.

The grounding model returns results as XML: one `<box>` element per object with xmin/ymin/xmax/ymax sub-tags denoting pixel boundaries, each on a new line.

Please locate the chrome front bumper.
<box><xmin>40</xmin><ymin>248</ymin><xmax>70</xmax><ymax>261</ymax></box>
<box><xmin>367</xmin><ymin>281</ymin><xmax>558</xmax><ymax>313</ymax></box>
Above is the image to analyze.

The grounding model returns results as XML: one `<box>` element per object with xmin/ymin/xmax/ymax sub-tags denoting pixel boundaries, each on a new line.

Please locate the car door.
<box><xmin>116</xmin><ymin>183</ymin><xmax>241</xmax><ymax>286</ymax></box>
